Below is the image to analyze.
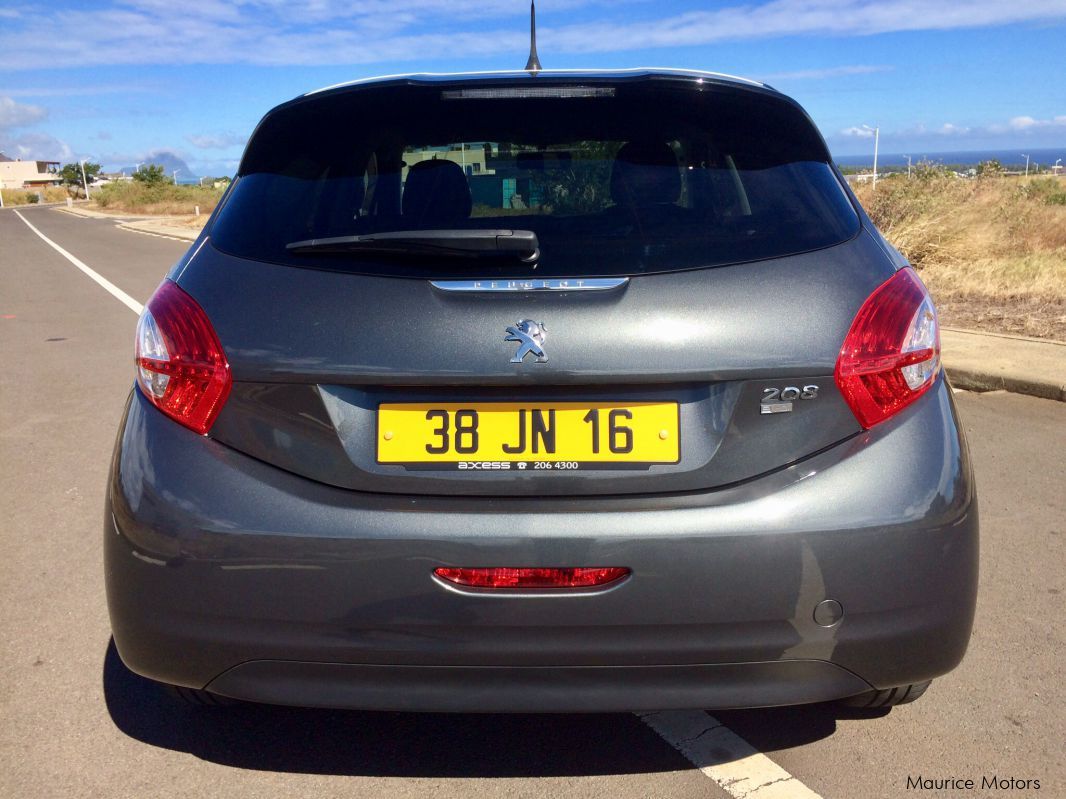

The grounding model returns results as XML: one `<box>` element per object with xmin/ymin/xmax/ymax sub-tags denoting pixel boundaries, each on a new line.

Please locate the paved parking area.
<box><xmin>2</xmin><ymin>206</ymin><xmax>1063</xmax><ymax>798</ymax></box>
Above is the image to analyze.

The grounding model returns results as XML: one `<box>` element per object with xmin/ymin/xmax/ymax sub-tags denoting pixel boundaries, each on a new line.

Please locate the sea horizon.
<box><xmin>832</xmin><ymin>147</ymin><xmax>1064</xmax><ymax>170</ymax></box>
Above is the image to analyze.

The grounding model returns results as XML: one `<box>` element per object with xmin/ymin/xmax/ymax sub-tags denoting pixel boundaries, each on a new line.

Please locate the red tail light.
<box><xmin>434</xmin><ymin>567</ymin><xmax>630</xmax><ymax>590</ymax></box>
<box><xmin>135</xmin><ymin>280</ymin><xmax>231</xmax><ymax>435</ymax></box>
<box><xmin>835</xmin><ymin>268</ymin><xmax>941</xmax><ymax>429</ymax></box>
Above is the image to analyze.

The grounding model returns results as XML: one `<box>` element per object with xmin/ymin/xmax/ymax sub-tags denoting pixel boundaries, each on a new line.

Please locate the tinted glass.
<box><xmin>212</xmin><ymin>80</ymin><xmax>859</xmax><ymax>278</ymax></box>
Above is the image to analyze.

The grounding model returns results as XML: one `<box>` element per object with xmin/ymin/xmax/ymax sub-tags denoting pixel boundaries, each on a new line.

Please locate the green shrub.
<box><xmin>976</xmin><ymin>159</ymin><xmax>1005</xmax><ymax>178</ymax></box>
<box><xmin>1022</xmin><ymin>177</ymin><xmax>1066</xmax><ymax>206</ymax></box>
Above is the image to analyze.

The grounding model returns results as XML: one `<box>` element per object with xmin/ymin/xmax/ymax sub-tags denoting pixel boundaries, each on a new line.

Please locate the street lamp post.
<box><xmin>80</xmin><ymin>159</ymin><xmax>91</xmax><ymax>199</ymax></box>
<box><xmin>861</xmin><ymin>124</ymin><xmax>880</xmax><ymax>188</ymax></box>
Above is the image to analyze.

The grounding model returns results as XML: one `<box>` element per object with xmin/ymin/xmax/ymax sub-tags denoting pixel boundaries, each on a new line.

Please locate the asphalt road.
<box><xmin>1</xmin><ymin>206</ymin><xmax>1063</xmax><ymax>799</ymax></box>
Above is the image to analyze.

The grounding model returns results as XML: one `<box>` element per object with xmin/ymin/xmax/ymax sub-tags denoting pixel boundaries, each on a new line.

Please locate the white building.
<box><xmin>0</xmin><ymin>153</ymin><xmax>63</xmax><ymax>189</ymax></box>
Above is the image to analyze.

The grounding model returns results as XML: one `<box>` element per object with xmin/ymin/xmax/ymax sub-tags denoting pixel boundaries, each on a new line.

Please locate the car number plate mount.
<box><xmin>377</xmin><ymin>401</ymin><xmax>679</xmax><ymax>471</ymax></box>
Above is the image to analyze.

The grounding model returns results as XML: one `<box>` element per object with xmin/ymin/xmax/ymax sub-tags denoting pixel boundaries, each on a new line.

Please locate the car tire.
<box><xmin>838</xmin><ymin>680</ymin><xmax>932</xmax><ymax>709</ymax></box>
<box><xmin>164</xmin><ymin>684</ymin><xmax>239</xmax><ymax>707</ymax></box>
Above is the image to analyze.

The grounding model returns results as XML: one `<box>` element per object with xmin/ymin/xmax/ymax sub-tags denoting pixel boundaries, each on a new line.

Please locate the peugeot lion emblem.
<box><xmin>505</xmin><ymin>320</ymin><xmax>548</xmax><ymax>364</ymax></box>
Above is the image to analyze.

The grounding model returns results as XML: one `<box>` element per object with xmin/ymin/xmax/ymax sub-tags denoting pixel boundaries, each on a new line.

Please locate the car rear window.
<box><xmin>211</xmin><ymin>79</ymin><xmax>860</xmax><ymax>278</ymax></box>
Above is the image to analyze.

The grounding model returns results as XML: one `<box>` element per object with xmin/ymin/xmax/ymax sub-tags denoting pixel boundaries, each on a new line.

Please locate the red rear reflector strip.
<box><xmin>434</xmin><ymin>566</ymin><xmax>630</xmax><ymax>589</ymax></box>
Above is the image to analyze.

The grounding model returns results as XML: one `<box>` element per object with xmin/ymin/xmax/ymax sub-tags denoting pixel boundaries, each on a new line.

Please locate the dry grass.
<box><xmin>91</xmin><ymin>181</ymin><xmax>223</xmax><ymax>216</ymax></box>
<box><xmin>1</xmin><ymin>186</ymin><xmax>69</xmax><ymax>206</ymax></box>
<box><xmin>853</xmin><ymin>174</ymin><xmax>1066</xmax><ymax>340</ymax></box>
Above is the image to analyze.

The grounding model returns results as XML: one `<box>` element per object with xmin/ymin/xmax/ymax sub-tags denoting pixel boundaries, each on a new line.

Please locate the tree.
<box><xmin>133</xmin><ymin>164</ymin><xmax>168</xmax><ymax>185</ymax></box>
<box><xmin>528</xmin><ymin>141</ymin><xmax>619</xmax><ymax>215</ymax></box>
<box><xmin>59</xmin><ymin>161</ymin><xmax>101</xmax><ymax>188</ymax></box>
<box><xmin>910</xmin><ymin>159</ymin><xmax>949</xmax><ymax>181</ymax></box>
<box><xmin>976</xmin><ymin>159</ymin><xmax>1004</xmax><ymax>178</ymax></box>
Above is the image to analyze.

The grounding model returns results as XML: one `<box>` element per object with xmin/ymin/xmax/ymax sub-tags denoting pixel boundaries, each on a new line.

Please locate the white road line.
<box><xmin>13</xmin><ymin>210</ymin><xmax>144</xmax><ymax>315</ymax></box>
<box><xmin>640</xmin><ymin>710</ymin><xmax>823</xmax><ymax>799</ymax></box>
<box><xmin>115</xmin><ymin>223</ymin><xmax>194</xmax><ymax>243</ymax></box>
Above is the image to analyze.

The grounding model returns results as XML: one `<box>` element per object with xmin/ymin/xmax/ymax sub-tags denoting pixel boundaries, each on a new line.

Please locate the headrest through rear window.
<box><xmin>402</xmin><ymin>159</ymin><xmax>472</xmax><ymax>226</ymax></box>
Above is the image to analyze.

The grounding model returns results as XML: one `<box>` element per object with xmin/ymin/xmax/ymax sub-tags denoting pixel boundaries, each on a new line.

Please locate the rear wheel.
<box><xmin>163</xmin><ymin>684</ymin><xmax>239</xmax><ymax>707</ymax></box>
<box><xmin>839</xmin><ymin>680</ymin><xmax>932</xmax><ymax>709</ymax></box>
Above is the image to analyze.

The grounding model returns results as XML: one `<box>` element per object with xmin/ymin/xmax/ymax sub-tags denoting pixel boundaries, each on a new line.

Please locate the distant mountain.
<box><xmin>114</xmin><ymin>151</ymin><xmax>193</xmax><ymax>179</ymax></box>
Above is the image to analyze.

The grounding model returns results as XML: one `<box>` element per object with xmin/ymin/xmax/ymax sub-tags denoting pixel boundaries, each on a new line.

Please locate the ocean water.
<box><xmin>833</xmin><ymin>147</ymin><xmax>1064</xmax><ymax>170</ymax></box>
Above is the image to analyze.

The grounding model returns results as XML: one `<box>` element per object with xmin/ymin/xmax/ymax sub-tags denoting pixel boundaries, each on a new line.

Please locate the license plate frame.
<box><xmin>376</xmin><ymin>401</ymin><xmax>680</xmax><ymax>469</ymax></box>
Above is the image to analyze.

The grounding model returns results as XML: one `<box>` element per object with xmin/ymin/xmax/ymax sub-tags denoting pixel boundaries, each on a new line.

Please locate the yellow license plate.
<box><xmin>377</xmin><ymin>402</ymin><xmax>679</xmax><ymax>466</ymax></box>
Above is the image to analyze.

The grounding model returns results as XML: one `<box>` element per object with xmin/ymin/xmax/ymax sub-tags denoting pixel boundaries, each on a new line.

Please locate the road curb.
<box><xmin>116</xmin><ymin>220</ymin><xmax>200</xmax><ymax>241</ymax></box>
<box><xmin>945</xmin><ymin>366</ymin><xmax>1066</xmax><ymax>402</ymax></box>
<box><xmin>941</xmin><ymin>328</ymin><xmax>1066</xmax><ymax>402</ymax></box>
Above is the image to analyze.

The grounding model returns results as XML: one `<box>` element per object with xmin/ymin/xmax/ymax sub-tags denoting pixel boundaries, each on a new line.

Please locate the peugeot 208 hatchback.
<box><xmin>106</xmin><ymin>69</ymin><xmax>978</xmax><ymax>711</ymax></box>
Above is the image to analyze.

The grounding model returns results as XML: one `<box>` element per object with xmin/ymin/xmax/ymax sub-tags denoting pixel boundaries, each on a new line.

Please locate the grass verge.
<box><xmin>853</xmin><ymin>174</ymin><xmax>1066</xmax><ymax>341</ymax></box>
<box><xmin>1</xmin><ymin>186</ymin><xmax>69</xmax><ymax>206</ymax></box>
<box><xmin>91</xmin><ymin>181</ymin><xmax>224</xmax><ymax>215</ymax></box>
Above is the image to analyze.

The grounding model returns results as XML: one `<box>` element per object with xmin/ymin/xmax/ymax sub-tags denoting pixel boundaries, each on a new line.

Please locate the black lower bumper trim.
<box><xmin>205</xmin><ymin>659</ymin><xmax>873</xmax><ymax>712</ymax></box>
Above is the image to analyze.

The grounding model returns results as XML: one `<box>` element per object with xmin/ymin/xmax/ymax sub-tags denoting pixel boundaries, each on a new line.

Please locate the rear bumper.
<box><xmin>105</xmin><ymin>378</ymin><xmax>978</xmax><ymax>711</ymax></box>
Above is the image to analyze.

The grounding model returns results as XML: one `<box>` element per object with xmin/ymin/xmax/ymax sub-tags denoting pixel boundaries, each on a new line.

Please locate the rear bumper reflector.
<box><xmin>433</xmin><ymin>566</ymin><xmax>630</xmax><ymax>590</ymax></box>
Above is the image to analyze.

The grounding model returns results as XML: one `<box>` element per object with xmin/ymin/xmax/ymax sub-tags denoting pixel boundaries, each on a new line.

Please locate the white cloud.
<box><xmin>0</xmin><ymin>0</ymin><xmax>1064</xmax><ymax>70</ymax></box>
<box><xmin>0</xmin><ymin>84</ymin><xmax>155</xmax><ymax>98</ymax></box>
<box><xmin>762</xmin><ymin>64</ymin><xmax>893</xmax><ymax>81</ymax></box>
<box><xmin>836</xmin><ymin>114</ymin><xmax>1066</xmax><ymax>143</ymax></box>
<box><xmin>185</xmin><ymin>131</ymin><xmax>248</xmax><ymax>149</ymax></box>
<box><xmin>0</xmin><ymin>131</ymin><xmax>73</xmax><ymax>162</ymax></box>
<box><xmin>0</xmin><ymin>96</ymin><xmax>47</xmax><ymax>130</ymax></box>
<box><xmin>937</xmin><ymin>123</ymin><xmax>970</xmax><ymax>135</ymax></box>
<box><xmin>1007</xmin><ymin>114</ymin><xmax>1066</xmax><ymax>131</ymax></box>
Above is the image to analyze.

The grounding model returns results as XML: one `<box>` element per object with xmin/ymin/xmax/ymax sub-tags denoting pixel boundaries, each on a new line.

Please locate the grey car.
<box><xmin>105</xmin><ymin>68</ymin><xmax>978</xmax><ymax>712</ymax></box>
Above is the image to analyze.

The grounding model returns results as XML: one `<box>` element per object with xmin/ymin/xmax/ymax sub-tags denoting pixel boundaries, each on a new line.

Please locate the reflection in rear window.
<box><xmin>212</xmin><ymin>80</ymin><xmax>859</xmax><ymax>278</ymax></box>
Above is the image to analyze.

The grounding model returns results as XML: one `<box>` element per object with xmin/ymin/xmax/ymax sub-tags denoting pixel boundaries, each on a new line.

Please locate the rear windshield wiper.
<box><xmin>286</xmin><ymin>229</ymin><xmax>540</xmax><ymax>263</ymax></box>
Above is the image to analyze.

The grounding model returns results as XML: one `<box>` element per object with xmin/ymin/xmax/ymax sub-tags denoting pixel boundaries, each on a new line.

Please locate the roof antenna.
<box><xmin>524</xmin><ymin>1</ymin><xmax>542</xmax><ymax>72</ymax></box>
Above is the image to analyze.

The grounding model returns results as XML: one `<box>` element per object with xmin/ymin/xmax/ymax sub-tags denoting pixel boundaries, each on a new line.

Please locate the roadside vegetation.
<box><xmin>853</xmin><ymin>169</ymin><xmax>1066</xmax><ymax>340</ymax></box>
<box><xmin>91</xmin><ymin>181</ymin><xmax>223</xmax><ymax>215</ymax></box>
<box><xmin>1</xmin><ymin>186</ymin><xmax>68</xmax><ymax>206</ymax></box>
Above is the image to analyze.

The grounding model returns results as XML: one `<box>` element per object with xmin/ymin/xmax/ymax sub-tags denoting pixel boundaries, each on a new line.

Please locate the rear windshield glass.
<box><xmin>212</xmin><ymin>80</ymin><xmax>859</xmax><ymax>278</ymax></box>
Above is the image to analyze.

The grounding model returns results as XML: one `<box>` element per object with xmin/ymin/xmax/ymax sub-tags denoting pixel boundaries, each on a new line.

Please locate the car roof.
<box><xmin>303</xmin><ymin>68</ymin><xmax>773</xmax><ymax>98</ymax></box>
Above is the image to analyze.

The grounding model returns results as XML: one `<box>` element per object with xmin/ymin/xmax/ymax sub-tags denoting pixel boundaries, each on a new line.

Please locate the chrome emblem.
<box><xmin>505</xmin><ymin>319</ymin><xmax>548</xmax><ymax>364</ymax></box>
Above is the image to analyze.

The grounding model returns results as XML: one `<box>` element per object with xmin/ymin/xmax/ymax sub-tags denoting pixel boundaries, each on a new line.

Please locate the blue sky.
<box><xmin>1</xmin><ymin>0</ymin><xmax>1064</xmax><ymax>175</ymax></box>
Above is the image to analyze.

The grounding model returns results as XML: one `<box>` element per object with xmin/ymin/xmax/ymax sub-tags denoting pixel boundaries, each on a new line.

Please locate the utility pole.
<box><xmin>1021</xmin><ymin>154</ymin><xmax>1030</xmax><ymax>177</ymax></box>
<box><xmin>80</xmin><ymin>159</ymin><xmax>91</xmax><ymax>199</ymax></box>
